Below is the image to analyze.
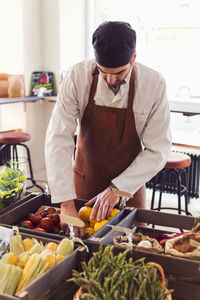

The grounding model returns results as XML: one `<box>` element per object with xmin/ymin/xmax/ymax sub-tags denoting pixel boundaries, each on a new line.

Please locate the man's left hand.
<box><xmin>85</xmin><ymin>187</ymin><xmax>120</xmax><ymax>222</ymax></box>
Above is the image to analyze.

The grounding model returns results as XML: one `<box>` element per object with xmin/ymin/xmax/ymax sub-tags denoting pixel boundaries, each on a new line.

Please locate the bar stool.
<box><xmin>150</xmin><ymin>152</ymin><xmax>192</xmax><ymax>216</ymax></box>
<box><xmin>0</xmin><ymin>131</ymin><xmax>44</xmax><ymax>192</ymax></box>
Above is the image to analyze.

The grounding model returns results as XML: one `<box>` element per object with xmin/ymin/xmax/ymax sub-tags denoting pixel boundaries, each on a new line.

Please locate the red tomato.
<box><xmin>55</xmin><ymin>209</ymin><xmax>61</xmax><ymax>215</ymax></box>
<box><xmin>47</xmin><ymin>213</ymin><xmax>60</xmax><ymax>225</ymax></box>
<box><xmin>47</xmin><ymin>207</ymin><xmax>56</xmax><ymax>215</ymax></box>
<box><xmin>33</xmin><ymin>227</ymin><xmax>46</xmax><ymax>232</ymax></box>
<box><xmin>53</xmin><ymin>226</ymin><xmax>61</xmax><ymax>234</ymax></box>
<box><xmin>27</xmin><ymin>213</ymin><xmax>42</xmax><ymax>225</ymax></box>
<box><xmin>20</xmin><ymin>220</ymin><xmax>34</xmax><ymax>229</ymax></box>
<box><xmin>39</xmin><ymin>217</ymin><xmax>54</xmax><ymax>232</ymax></box>
<box><xmin>39</xmin><ymin>210</ymin><xmax>48</xmax><ymax>218</ymax></box>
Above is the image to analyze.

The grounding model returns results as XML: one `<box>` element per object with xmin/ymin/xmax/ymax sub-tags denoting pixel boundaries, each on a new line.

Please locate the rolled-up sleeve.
<box><xmin>45</xmin><ymin>70</ymin><xmax>79</xmax><ymax>203</ymax></box>
<box><xmin>112</xmin><ymin>77</ymin><xmax>172</xmax><ymax>194</ymax></box>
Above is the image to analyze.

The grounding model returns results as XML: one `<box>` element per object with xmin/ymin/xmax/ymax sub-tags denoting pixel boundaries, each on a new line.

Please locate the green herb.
<box><xmin>68</xmin><ymin>245</ymin><xmax>173</xmax><ymax>300</ymax></box>
<box><xmin>1</xmin><ymin>161</ymin><xmax>25</xmax><ymax>181</ymax></box>
<box><xmin>0</xmin><ymin>182</ymin><xmax>17</xmax><ymax>192</ymax></box>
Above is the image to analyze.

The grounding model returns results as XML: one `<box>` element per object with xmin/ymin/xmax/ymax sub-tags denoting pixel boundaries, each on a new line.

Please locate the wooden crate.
<box><xmin>0</xmin><ymin>228</ymin><xmax>82</xmax><ymax>300</ymax></box>
<box><xmin>0</xmin><ymin>192</ymin><xmax>35</xmax><ymax>216</ymax></box>
<box><xmin>0</xmin><ymin>193</ymin><xmax>130</xmax><ymax>240</ymax></box>
<box><xmin>47</xmin><ymin>241</ymin><xmax>191</xmax><ymax>300</ymax></box>
<box><xmin>91</xmin><ymin>209</ymin><xmax>200</xmax><ymax>300</ymax></box>
<box><xmin>98</xmin><ymin>208</ymin><xmax>195</xmax><ymax>245</ymax></box>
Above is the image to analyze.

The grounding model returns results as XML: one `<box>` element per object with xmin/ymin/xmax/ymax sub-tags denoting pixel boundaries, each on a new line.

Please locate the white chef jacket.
<box><xmin>45</xmin><ymin>59</ymin><xmax>172</xmax><ymax>203</ymax></box>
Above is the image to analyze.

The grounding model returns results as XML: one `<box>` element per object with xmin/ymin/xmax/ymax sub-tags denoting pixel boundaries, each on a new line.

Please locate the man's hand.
<box><xmin>61</xmin><ymin>200</ymin><xmax>85</xmax><ymax>238</ymax></box>
<box><xmin>85</xmin><ymin>187</ymin><xmax>120</xmax><ymax>222</ymax></box>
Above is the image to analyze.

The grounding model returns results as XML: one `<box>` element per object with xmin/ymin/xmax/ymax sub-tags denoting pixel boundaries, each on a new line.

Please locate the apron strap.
<box><xmin>122</xmin><ymin>67</ymin><xmax>135</xmax><ymax>144</ymax></box>
<box><xmin>88</xmin><ymin>73</ymin><xmax>98</xmax><ymax>105</ymax></box>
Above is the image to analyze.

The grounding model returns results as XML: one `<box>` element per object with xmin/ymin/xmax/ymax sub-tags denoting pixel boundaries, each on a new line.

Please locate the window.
<box><xmin>88</xmin><ymin>0</ymin><xmax>200</xmax><ymax>99</ymax></box>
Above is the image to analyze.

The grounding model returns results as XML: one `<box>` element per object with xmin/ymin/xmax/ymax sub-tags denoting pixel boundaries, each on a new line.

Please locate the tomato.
<box><xmin>39</xmin><ymin>217</ymin><xmax>54</xmax><ymax>232</ymax></box>
<box><xmin>33</xmin><ymin>227</ymin><xmax>46</xmax><ymax>232</ymax></box>
<box><xmin>47</xmin><ymin>207</ymin><xmax>56</xmax><ymax>215</ymax></box>
<box><xmin>39</xmin><ymin>210</ymin><xmax>48</xmax><ymax>218</ymax></box>
<box><xmin>20</xmin><ymin>220</ymin><xmax>34</xmax><ymax>229</ymax></box>
<box><xmin>27</xmin><ymin>213</ymin><xmax>42</xmax><ymax>225</ymax></box>
<box><xmin>53</xmin><ymin>226</ymin><xmax>61</xmax><ymax>234</ymax></box>
<box><xmin>47</xmin><ymin>213</ymin><xmax>60</xmax><ymax>225</ymax></box>
<box><xmin>55</xmin><ymin>209</ymin><xmax>61</xmax><ymax>215</ymax></box>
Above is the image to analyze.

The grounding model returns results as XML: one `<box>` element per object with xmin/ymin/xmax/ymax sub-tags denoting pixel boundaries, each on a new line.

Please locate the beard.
<box><xmin>105</xmin><ymin>79</ymin><xmax>126</xmax><ymax>95</ymax></box>
<box><xmin>105</xmin><ymin>79</ymin><xmax>123</xmax><ymax>89</ymax></box>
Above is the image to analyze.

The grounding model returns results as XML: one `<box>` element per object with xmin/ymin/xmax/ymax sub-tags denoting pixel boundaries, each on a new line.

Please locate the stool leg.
<box><xmin>158</xmin><ymin>170</ymin><xmax>164</xmax><ymax>211</ymax></box>
<box><xmin>13</xmin><ymin>145</ymin><xmax>19</xmax><ymax>166</ymax></box>
<box><xmin>0</xmin><ymin>144</ymin><xmax>11</xmax><ymax>165</ymax></box>
<box><xmin>151</xmin><ymin>175</ymin><xmax>157</xmax><ymax>210</ymax></box>
<box><xmin>183</xmin><ymin>168</ymin><xmax>191</xmax><ymax>216</ymax></box>
<box><xmin>17</xmin><ymin>143</ymin><xmax>44</xmax><ymax>193</ymax></box>
<box><xmin>172</xmin><ymin>169</ymin><xmax>182</xmax><ymax>214</ymax></box>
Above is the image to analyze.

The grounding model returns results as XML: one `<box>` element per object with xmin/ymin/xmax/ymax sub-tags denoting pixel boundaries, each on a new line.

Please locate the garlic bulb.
<box><xmin>137</xmin><ymin>240</ymin><xmax>152</xmax><ymax>248</ymax></box>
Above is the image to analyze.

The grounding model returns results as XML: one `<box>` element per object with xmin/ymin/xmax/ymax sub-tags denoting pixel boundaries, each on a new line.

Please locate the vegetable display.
<box><xmin>78</xmin><ymin>206</ymin><xmax>120</xmax><ymax>237</ymax></box>
<box><xmin>0</xmin><ymin>162</ymin><xmax>26</xmax><ymax>182</ymax></box>
<box><xmin>19</xmin><ymin>207</ymin><xmax>62</xmax><ymax>234</ymax></box>
<box><xmin>69</xmin><ymin>245</ymin><xmax>172</xmax><ymax>300</ymax></box>
<box><xmin>0</xmin><ymin>181</ymin><xmax>23</xmax><ymax>209</ymax></box>
<box><xmin>0</xmin><ymin>227</ymin><xmax>88</xmax><ymax>296</ymax></box>
<box><xmin>0</xmin><ymin>162</ymin><xmax>26</xmax><ymax>209</ymax></box>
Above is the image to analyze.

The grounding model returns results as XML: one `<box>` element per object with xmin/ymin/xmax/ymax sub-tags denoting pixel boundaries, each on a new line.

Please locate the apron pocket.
<box><xmin>73</xmin><ymin>167</ymin><xmax>85</xmax><ymax>179</ymax></box>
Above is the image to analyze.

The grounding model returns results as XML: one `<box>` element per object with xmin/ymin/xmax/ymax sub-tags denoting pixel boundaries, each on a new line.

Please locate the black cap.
<box><xmin>92</xmin><ymin>21</ymin><xmax>136</xmax><ymax>68</ymax></box>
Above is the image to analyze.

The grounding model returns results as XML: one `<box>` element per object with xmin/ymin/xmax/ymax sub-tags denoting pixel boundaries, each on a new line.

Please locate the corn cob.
<box><xmin>16</xmin><ymin>252</ymin><xmax>30</xmax><ymax>269</ymax></box>
<box><xmin>10</xmin><ymin>232</ymin><xmax>24</xmax><ymax>255</ymax></box>
<box><xmin>4</xmin><ymin>264</ymin><xmax>22</xmax><ymax>295</ymax></box>
<box><xmin>22</xmin><ymin>238</ymin><xmax>35</xmax><ymax>251</ymax></box>
<box><xmin>42</xmin><ymin>250</ymin><xmax>56</xmax><ymax>270</ymax></box>
<box><xmin>45</xmin><ymin>242</ymin><xmax>58</xmax><ymax>252</ymax></box>
<box><xmin>0</xmin><ymin>252</ymin><xmax>19</xmax><ymax>265</ymax></box>
<box><xmin>0</xmin><ymin>262</ymin><xmax>22</xmax><ymax>295</ymax></box>
<box><xmin>15</xmin><ymin>253</ymin><xmax>41</xmax><ymax>292</ymax></box>
<box><xmin>56</xmin><ymin>238</ymin><xmax>74</xmax><ymax>256</ymax></box>
<box><xmin>15</xmin><ymin>253</ymin><xmax>48</xmax><ymax>293</ymax></box>
<box><xmin>28</xmin><ymin>240</ymin><xmax>44</xmax><ymax>254</ymax></box>
<box><xmin>55</xmin><ymin>254</ymin><xmax>65</xmax><ymax>264</ymax></box>
<box><xmin>28</xmin><ymin>255</ymin><xmax>47</xmax><ymax>283</ymax></box>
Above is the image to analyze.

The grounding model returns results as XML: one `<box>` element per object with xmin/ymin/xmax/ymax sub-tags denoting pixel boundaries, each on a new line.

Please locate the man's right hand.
<box><xmin>61</xmin><ymin>200</ymin><xmax>85</xmax><ymax>238</ymax></box>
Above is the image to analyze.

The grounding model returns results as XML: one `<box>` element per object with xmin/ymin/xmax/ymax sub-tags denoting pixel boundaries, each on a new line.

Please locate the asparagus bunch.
<box><xmin>69</xmin><ymin>245</ymin><xmax>172</xmax><ymax>300</ymax></box>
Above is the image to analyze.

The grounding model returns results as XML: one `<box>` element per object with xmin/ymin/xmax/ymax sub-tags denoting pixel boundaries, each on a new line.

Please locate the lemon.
<box><xmin>78</xmin><ymin>206</ymin><xmax>92</xmax><ymax>222</ymax></box>
<box><xmin>89</xmin><ymin>214</ymin><xmax>97</xmax><ymax>225</ymax></box>
<box><xmin>109</xmin><ymin>208</ymin><xmax>120</xmax><ymax>219</ymax></box>
<box><xmin>94</xmin><ymin>220</ymin><xmax>108</xmax><ymax>232</ymax></box>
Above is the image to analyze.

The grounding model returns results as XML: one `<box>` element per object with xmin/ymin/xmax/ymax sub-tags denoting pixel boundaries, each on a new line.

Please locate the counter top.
<box><xmin>1</xmin><ymin>96</ymin><xmax>200</xmax><ymax>116</ymax></box>
<box><xmin>169</xmin><ymin>97</ymin><xmax>200</xmax><ymax>115</ymax></box>
<box><xmin>0</xmin><ymin>96</ymin><xmax>43</xmax><ymax>105</ymax></box>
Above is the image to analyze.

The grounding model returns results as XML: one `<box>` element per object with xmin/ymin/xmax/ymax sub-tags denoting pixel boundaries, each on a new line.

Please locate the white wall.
<box><xmin>0</xmin><ymin>0</ymin><xmax>87</xmax><ymax>176</ymax></box>
<box><xmin>0</xmin><ymin>0</ymin><xmax>24</xmax><ymax>74</ymax></box>
<box><xmin>22</xmin><ymin>0</ymin><xmax>43</xmax><ymax>95</ymax></box>
<box><xmin>59</xmin><ymin>0</ymin><xmax>85</xmax><ymax>72</ymax></box>
<box><xmin>41</xmin><ymin>0</ymin><xmax>60</xmax><ymax>95</ymax></box>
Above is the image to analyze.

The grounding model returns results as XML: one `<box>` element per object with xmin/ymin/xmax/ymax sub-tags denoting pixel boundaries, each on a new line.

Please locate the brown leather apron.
<box><xmin>73</xmin><ymin>67</ymin><xmax>142</xmax><ymax>200</ymax></box>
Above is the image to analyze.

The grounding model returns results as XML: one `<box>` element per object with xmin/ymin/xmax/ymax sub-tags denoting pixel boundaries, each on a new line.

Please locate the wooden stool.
<box><xmin>150</xmin><ymin>152</ymin><xmax>192</xmax><ymax>216</ymax></box>
<box><xmin>0</xmin><ymin>131</ymin><xmax>44</xmax><ymax>192</ymax></box>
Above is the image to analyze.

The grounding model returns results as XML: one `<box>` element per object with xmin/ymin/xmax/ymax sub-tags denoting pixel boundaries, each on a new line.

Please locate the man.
<box><xmin>45</xmin><ymin>21</ymin><xmax>171</xmax><ymax>237</ymax></box>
